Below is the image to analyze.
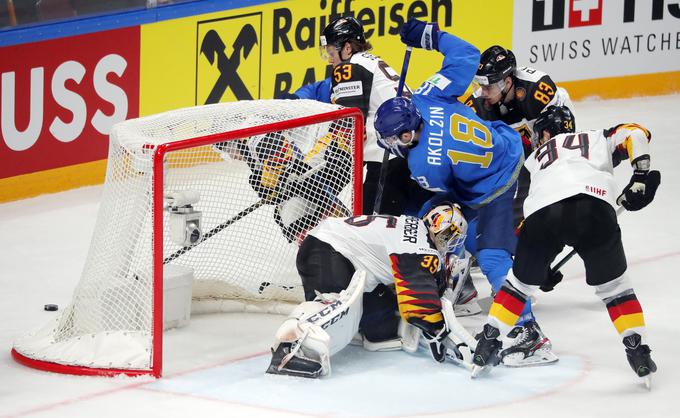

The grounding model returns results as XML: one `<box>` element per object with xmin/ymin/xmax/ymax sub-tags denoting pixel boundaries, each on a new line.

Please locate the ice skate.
<box><xmin>266</xmin><ymin>342</ymin><xmax>323</xmax><ymax>378</ymax></box>
<box><xmin>623</xmin><ymin>333</ymin><xmax>657</xmax><ymax>390</ymax></box>
<box><xmin>500</xmin><ymin>320</ymin><xmax>558</xmax><ymax>367</ymax></box>
<box><xmin>471</xmin><ymin>324</ymin><xmax>502</xmax><ymax>378</ymax></box>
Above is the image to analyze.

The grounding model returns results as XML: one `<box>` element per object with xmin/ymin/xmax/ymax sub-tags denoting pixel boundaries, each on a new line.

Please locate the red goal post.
<box><xmin>12</xmin><ymin>100</ymin><xmax>364</xmax><ymax>378</ymax></box>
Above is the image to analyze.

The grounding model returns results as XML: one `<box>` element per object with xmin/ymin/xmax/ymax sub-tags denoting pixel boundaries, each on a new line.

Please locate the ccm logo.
<box><xmin>1</xmin><ymin>54</ymin><xmax>128</xmax><ymax>152</ymax></box>
<box><xmin>307</xmin><ymin>299</ymin><xmax>350</xmax><ymax>329</ymax></box>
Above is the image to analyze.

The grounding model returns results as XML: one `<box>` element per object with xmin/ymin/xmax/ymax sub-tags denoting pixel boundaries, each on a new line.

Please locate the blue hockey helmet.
<box><xmin>374</xmin><ymin>97</ymin><xmax>422</xmax><ymax>158</ymax></box>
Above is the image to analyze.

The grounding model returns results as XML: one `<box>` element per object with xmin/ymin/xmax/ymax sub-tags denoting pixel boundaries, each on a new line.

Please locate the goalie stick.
<box><xmin>441</xmin><ymin>297</ymin><xmax>476</xmax><ymax>371</ymax></box>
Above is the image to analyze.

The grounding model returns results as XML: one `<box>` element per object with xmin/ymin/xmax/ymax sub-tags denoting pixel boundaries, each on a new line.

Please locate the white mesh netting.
<box><xmin>13</xmin><ymin>100</ymin><xmax>360</xmax><ymax>374</ymax></box>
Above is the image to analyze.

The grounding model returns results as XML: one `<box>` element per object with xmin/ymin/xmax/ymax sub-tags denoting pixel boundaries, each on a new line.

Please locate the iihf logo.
<box><xmin>532</xmin><ymin>0</ymin><xmax>603</xmax><ymax>31</ymax></box>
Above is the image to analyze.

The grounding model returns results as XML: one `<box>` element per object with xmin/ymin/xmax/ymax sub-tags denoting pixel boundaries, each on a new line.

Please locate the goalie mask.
<box><xmin>422</xmin><ymin>202</ymin><xmax>468</xmax><ymax>255</ymax></box>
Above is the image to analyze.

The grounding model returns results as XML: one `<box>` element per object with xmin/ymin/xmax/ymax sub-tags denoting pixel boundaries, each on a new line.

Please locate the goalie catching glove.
<box><xmin>616</xmin><ymin>156</ymin><xmax>660</xmax><ymax>211</ymax></box>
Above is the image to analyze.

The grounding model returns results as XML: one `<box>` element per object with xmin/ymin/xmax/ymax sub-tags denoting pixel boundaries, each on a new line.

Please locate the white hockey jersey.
<box><xmin>307</xmin><ymin>214</ymin><xmax>442</xmax><ymax>292</ymax></box>
<box><xmin>330</xmin><ymin>52</ymin><xmax>407</xmax><ymax>163</ymax></box>
<box><xmin>523</xmin><ymin>124</ymin><xmax>651</xmax><ymax>218</ymax></box>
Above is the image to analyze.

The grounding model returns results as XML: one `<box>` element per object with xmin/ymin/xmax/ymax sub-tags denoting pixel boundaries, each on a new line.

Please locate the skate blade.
<box><xmin>265</xmin><ymin>364</ymin><xmax>322</xmax><ymax>379</ymax></box>
<box><xmin>643</xmin><ymin>375</ymin><xmax>652</xmax><ymax>391</ymax></box>
<box><xmin>502</xmin><ymin>349</ymin><xmax>559</xmax><ymax>367</ymax></box>
<box><xmin>471</xmin><ymin>364</ymin><xmax>493</xmax><ymax>378</ymax></box>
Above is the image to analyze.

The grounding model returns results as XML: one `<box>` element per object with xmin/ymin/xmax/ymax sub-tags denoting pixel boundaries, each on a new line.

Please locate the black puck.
<box><xmin>44</xmin><ymin>304</ymin><xmax>59</xmax><ymax>311</ymax></box>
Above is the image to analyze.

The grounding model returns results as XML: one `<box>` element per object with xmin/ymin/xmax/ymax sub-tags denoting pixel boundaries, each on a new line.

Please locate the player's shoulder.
<box><xmin>348</xmin><ymin>52</ymin><xmax>382</xmax><ymax>70</ymax></box>
<box><xmin>513</xmin><ymin>69</ymin><xmax>557</xmax><ymax>119</ymax></box>
<box><xmin>332</xmin><ymin>55</ymin><xmax>377</xmax><ymax>87</ymax></box>
<box><xmin>515</xmin><ymin>66</ymin><xmax>552</xmax><ymax>84</ymax></box>
<box><xmin>552</xmin><ymin>129</ymin><xmax>604</xmax><ymax>143</ymax></box>
<box><xmin>603</xmin><ymin>123</ymin><xmax>651</xmax><ymax>139</ymax></box>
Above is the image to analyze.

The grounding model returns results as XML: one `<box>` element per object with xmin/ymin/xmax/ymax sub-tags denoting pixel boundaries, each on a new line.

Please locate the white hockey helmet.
<box><xmin>422</xmin><ymin>202</ymin><xmax>468</xmax><ymax>254</ymax></box>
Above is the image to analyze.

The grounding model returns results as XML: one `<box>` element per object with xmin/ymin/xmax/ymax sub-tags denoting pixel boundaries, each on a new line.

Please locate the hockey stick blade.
<box><xmin>445</xmin><ymin>349</ymin><xmax>474</xmax><ymax>371</ymax></box>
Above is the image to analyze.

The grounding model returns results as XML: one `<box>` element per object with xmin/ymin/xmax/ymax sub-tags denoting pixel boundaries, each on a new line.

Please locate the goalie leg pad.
<box><xmin>361</xmin><ymin>319</ymin><xmax>421</xmax><ymax>353</ymax></box>
<box><xmin>270</xmin><ymin>270</ymin><xmax>366</xmax><ymax>377</ymax></box>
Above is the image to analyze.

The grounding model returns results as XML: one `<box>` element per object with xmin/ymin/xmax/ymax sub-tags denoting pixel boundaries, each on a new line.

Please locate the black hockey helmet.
<box><xmin>475</xmin><ymin>45</ymin><xmax>516</xmax><ymax>85</ymax></box>
<box><xmin>533</xmin><ymin>105</ymin><xmax>576</xmax><ymax>144</ymax></box>
<box><xmin>320</xmin><ymin>16</ymin><xmax>366</xmax><ymax>50</ymax></box>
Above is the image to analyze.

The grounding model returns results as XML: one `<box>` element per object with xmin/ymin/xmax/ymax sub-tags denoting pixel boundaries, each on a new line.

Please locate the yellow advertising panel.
<box><xmin>140</xmin><ymin>0</ymin><xmax>513</xmax><ymax>116</ymax></box>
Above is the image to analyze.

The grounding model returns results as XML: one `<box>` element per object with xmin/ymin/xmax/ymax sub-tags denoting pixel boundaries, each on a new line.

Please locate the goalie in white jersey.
<box><xmin>472</xmin><ymin>106</ymin><xmax>660</xmax><ymax>386</ymax></box>
<box><xmin>266</xmin><ymin>203</ymin><xmax>473</xmax><ymax>378</ymax></box>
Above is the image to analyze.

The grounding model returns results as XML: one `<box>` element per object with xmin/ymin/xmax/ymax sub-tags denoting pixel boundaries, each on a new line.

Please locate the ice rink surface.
<box><xmin>1</xmin><ymin>95</ymin><xmax>678</xmax><ymax>418</ymax></box>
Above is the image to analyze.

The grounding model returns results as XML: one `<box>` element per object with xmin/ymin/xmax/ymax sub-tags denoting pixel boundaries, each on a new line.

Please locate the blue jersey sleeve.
<box><xmin>294</xmin><ymin>78</ymin><xmax>331</xmax><ymax>103</ymax></box>
<box><xmin>415</xmin><ymin>32</ymin><xmax>479</xmax><ymax>100</ymax></box>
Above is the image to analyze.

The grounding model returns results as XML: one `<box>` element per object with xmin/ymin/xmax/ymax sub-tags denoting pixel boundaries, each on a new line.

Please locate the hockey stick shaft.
<box><xmin>440</xmin><ymin>297</ymin><xmax>476</xmax><ymax>371</ymax></box>
<box><xmin>164</xmin><ymin>199</ymin><xmax>267</xmax><ymax>264</ymax></box>
<box><xmin>164</xmin><ymin>161</ymin><xmax>327</xmax><ymax>264</ymax></box>
<box><xmin>549</xmin><ymin>205</ymin><xmax>626</xmax><ymax>275</ymax></box>
<box><xmin>372</xmin><ymin>46</ymin><xmax>413</xmax><ymax>215</ymax></box>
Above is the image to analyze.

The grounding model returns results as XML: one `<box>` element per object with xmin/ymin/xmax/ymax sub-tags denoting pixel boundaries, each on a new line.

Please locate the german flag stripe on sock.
<box><xmin>489</xmin><ymin>285</ymin><xmax>527</xmax><ymax>327</ymax></box>
<box><xmin>606</xmin><ymin>294</ymin><xmax>645</xmax><ymax>334</ymax></box>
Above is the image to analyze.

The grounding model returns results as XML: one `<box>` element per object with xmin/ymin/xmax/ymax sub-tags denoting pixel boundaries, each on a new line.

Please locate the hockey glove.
<box><xmin>278</xmin><ymin>92</ymin><xmax>300</xmax><ymax>100</ymax></box>
<box><xmin>616</xmin><ymin>157</ymin><xmax>660</xmax><ymax>211</ymax></box>
<box><xmin>422</xmin><ymin>325</ymin><xmax>450</xmax><ymax>363</ymax></box>
<box><xmin>400</xmin><ymin>18</ymin><xmax>439</xmax><ymax>50</ymax></box>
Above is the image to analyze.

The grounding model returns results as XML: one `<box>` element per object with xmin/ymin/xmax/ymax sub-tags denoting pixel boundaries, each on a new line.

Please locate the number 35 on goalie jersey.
<box><xmin>523</xmin><ymin>124</ymin><xmax>652</xmax><ymax>218</ymax></box>
<box><xmin>308</xmin><ymin>215</ymin><xmax>446</xmax><ymax>329</ymax></box>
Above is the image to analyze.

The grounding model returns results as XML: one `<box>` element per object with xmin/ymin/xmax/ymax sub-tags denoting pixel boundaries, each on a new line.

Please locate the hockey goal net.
<box><xmin>12</xmin><ymin>100</ymin><xmax>363</xmax><ymax>377</ymax></box>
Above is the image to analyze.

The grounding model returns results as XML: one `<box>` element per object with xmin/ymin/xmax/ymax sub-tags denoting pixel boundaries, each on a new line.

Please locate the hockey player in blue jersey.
<box><xmin>373</xmin><ymin>19</ymin><xmax>557</xmax><ymax>367</ymax></box>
